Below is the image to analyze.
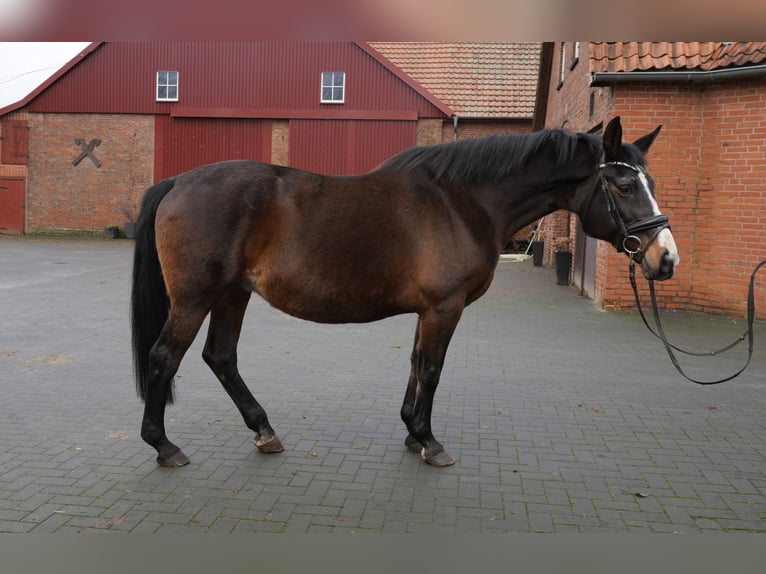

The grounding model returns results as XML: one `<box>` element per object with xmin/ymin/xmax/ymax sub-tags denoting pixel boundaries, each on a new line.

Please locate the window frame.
<box><xmin>320</xmin><ymin>71</ymin><xmax>346</xmax><ymax>104</ymax></box>
<box><xmin>557</xmin><ymin>43</ymin><xmax>566</xmax><ymax>90</ymax></box>
<box><xmin>570</xmin><ymin>42</ymin><xmax>580</xmax><ymax>70</ymax></box>
<box><xmin>156</xmin><ymin>70</ymin><xmax>179</xmax><ymax>102</ymax></box>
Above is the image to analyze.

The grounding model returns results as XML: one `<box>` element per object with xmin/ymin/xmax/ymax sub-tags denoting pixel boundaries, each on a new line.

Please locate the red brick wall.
<box><xmin>688</xmin><ymin>81</ymin><xmax>766</xmax><ymax>317</ymax></box>
<box><xmin>603</xmin><ymin>85</ymin><xmax>705</xmax><ymax>313</ymax></box>
<box><xmin>442</xmin><ymin>118</ymin><xmax>532</xmax><ymax>142</ymax></box>
<box><xmin>271</xmin><ymin>120</ymin><xmax>289</xmax><ymax>166</ymax></box>
<box><xmin>416</xmin><ymin>118</ymin><xmax>443</xmax><ymax>146</ymax></box>
<box><xmin>609</xmin><ymin>82</ymin><xmax>766</xmax><ymax>319</ymax></box>
<box><xmin>27</xmin><ymin>113</ymin><xmax>154</xmax><ymax>232</ymax></box>
<box><xmin>534</xmin><ymin>212</ymin><xmax>573</xmax><ymax>266</ymax></box>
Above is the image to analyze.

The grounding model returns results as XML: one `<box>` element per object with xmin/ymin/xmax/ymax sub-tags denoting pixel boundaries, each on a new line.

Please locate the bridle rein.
<box><xmin>594</xmin><ymin>161</ymin><xmax>763</xmax><ymax>386</ymax></box>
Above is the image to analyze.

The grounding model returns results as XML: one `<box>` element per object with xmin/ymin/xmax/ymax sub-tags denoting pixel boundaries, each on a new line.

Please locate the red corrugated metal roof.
<box><xmin>589</xmin><ymin>42</ymin><xmax>766</xmax><ymax>73</ymax></box>
<box><xmin>370</xmin><ymin>42</ymin><xmax>541</xmax><ymax>119</ymax></box>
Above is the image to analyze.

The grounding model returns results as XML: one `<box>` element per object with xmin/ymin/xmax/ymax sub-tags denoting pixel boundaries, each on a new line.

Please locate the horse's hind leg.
<box><xmin>142</xmin><ymin>308</ymin><xmax>208</xmax><ymax>467</ymax></box>
<box><xmin>202</xmin><ymin>286</ymin><xmax>284</xmax><ymax>455</ymax></box>
<box><xmin>400</xmin><ymin>305</ymin><xmax>463</xmax><ymax>467</ymax></box>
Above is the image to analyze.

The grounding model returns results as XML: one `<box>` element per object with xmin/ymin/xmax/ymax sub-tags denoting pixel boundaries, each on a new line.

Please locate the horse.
<box><xmin>131</xmin><ymin>116</ymin><xmax>679</xmax><ymax>468</ymax></box>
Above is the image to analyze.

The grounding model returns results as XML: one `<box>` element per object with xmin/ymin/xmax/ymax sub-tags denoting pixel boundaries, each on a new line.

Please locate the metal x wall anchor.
<box><xmin>72</xmin><ymin>138</ymin><xmax>102</xmax><ymax>167</ymax></box>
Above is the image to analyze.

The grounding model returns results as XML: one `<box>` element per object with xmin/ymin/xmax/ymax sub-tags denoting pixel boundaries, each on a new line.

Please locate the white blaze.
<box><xmin>637</xmin><ymin>169</ymin><xmax>680</xmax><ymax>266</ymax></box>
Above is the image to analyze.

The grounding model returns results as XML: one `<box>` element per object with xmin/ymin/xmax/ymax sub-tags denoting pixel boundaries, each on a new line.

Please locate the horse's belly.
<box><xmin>242</xmin><ymin>267</ymin><xmax>409</xmax><ymax>324</ymax></box>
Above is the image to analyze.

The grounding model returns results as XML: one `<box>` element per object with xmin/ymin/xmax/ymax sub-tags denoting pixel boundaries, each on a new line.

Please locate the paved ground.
<box><xmin>1</xmin><ymin>236</ymin><xmax>765</xmax><ymax>533</ymax></box>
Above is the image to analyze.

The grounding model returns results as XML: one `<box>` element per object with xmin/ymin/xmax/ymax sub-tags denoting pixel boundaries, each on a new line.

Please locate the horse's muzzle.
<box><xmin>641</xmin><ymin>228</ymin><xmax>679</xmax><ymax>281</ymax></box>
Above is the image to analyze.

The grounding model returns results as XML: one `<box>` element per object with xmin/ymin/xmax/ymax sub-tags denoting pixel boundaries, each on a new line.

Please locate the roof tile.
<box><xmin>589</xmin><ymin>42</ymin><xmax>766</xmax><ymax>73</ymax></box>
<box><xmin>370</xmin><ymin>42</ymin><xmax>541</xmax><ymax>119</ymax></box>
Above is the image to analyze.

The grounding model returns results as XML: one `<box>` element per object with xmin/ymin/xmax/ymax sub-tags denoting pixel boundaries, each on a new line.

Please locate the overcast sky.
<box><xmin>0</xmin><ymin>42</ymin><xmax>91</xmax><ymax>109</ymax></box>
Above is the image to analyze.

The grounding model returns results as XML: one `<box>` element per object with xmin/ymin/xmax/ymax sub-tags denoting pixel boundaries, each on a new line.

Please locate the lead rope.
<box><xmin>629</xmin><ymin>260</ymin><xmax>766</xmax><ymax>385</ymax></box>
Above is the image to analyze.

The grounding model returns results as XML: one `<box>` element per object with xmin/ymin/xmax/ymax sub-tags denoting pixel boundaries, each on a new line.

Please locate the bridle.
<box><xmin>596</xmin><ymin>161</ymin><xmax>670</xmax><ymax>260</ymax></box>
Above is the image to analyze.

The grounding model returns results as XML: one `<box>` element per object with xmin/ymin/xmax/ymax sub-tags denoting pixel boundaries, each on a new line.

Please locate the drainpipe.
<box><xmin>590</xmin><ymin>64</ymin><xmax>766</xmax><ymax>86</ymax></box>
<box><xmin>453</xmin><ymin>115</ymin><xmax>459</xmax><ymax>142</ymax></box>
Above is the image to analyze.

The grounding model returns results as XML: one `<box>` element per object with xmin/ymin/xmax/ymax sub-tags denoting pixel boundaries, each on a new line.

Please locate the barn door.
<box><xmin>0</xmin><ymin>178</ymin><xmax>25</xmax><ymax>234</ymax></box>
<box><xmin>154</xmin><ymin>117</ymin><xmax>272</xmax><ymax>181</ymax></box>
<box><xmin>289</xmin><ymin>119</ymin><xmax>416</xmax><ymax>175</ymax></box>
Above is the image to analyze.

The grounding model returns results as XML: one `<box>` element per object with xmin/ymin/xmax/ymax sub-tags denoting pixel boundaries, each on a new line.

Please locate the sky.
<box><xmin>0</xmin><ymin>42</ymin><xmax>91</xmax><ymax>109</ymax></box>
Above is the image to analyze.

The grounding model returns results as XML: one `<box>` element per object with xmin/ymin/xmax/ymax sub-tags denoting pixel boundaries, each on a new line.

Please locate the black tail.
<box><xmin>131</xmin><ymin>178</ymin><xmax>176</xmax><ymax>404</ymax></box>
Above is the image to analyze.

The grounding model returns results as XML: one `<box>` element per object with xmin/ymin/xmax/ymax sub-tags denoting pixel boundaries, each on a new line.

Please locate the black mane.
<box><xmin>379</xmin><ymin>128</ymin><xmax>603</xmax><ymax>184</ymax></box>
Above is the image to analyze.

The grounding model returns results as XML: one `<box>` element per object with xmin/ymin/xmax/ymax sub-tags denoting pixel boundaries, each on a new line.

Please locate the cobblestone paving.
<box><xmin>1</xmin><ymin>237</ymin><xmax>765</xmax><ymax>533</ymax></box>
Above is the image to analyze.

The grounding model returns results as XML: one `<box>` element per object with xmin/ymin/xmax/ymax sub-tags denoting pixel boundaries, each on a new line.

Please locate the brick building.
<box><xmin>0</xmin><ymin>42</ymin><xmax>540</xmax><ymax>237</ymax></box>
<box><xmin>536</xmin><ymin>42</ymin><xmax>766</xmax><ymax>319</ymax></box>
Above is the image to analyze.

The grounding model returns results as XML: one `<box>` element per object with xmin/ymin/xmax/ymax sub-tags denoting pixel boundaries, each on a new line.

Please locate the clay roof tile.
<box><xmin>370</xmin><ymin>42</ymin><xmax>541</xmax><ymax>119</ymax></box>
<box><xmin>589</xmin><ymin>42</ymin><xmax>766</xmax><ymax>73</ymax></box>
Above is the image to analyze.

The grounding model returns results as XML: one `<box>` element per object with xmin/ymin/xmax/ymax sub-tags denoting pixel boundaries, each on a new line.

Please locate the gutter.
<box><xmin>590</xmin><ymin>64</ymin><xmax>766</xmax><ymax>86</ymax></box>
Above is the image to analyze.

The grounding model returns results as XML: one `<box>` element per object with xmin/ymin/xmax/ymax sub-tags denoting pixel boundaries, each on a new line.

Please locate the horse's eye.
<box><xmin>616</xmin><ymin>184</ymin><xmax>632</xmax><ymax>197</ymax></box>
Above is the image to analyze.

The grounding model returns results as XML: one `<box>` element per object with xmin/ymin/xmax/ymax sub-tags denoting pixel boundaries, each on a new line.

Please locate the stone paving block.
<box><xmin>29</xmin><ymin>512</ymin><xmax>71</xmax><ymax>533</ymax></box>
<box><xmin>0</xmin><ymin>519</ymin><xmax>35</xmax><ymax>533</ymax></box>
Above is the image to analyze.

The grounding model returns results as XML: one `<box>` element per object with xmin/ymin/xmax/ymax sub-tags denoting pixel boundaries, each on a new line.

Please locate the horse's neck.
<box><xmin>470</xmin><ymin>175</ymin><xmax>578</xmax><ymax>248</ymax></box>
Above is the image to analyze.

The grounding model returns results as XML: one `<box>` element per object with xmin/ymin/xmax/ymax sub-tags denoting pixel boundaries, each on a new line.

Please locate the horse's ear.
<box><xmin>603</xmin><ymin>116</ymin><xmax>622</xmax><ymax>160</ymax></box>
<box><xmin>633</xmin><ymin>125</ymin><xmax>662</xmax><ymax>153</ymax></box>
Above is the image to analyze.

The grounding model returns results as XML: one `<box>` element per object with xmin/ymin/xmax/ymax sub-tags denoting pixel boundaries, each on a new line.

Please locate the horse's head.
<box><xmin>580</xmin><ymin>116</ymin><xmax>679</xmax><ymax>281</ymax></box>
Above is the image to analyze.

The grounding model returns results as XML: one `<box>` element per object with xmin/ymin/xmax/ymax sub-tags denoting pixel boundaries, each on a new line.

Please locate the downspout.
<box><xmin>453</xmin><ymin>115</ymin><xmax>459</xmax><ymax>142</ymax></box>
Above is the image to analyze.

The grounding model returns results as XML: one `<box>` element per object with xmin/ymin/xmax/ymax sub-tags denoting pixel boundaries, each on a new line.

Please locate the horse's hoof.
<box><xmin>422</xmin><ymin>448</ymin><xmax>456</xmax><ymax>467</ymax></box>
<box><xmin>255</xmin><ymin>434</ymin><xmax>285</xmax><ymax>454</ymax></box>
<box><xmin>404</xmin><ymin>434</ymin><xmax>422</xmax><ymax>453</ymax></box>
<box><xmin>157</xmin><ymin>448</ymin><xmax>190</xmax><ymax>468</ymax></box>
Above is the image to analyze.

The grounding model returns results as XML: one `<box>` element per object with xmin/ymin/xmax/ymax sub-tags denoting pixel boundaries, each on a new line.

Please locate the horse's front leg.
<box><xmin>401</xmin><ymin>305</ymin><xmax>463</xmax><ymax>467</ymax></box>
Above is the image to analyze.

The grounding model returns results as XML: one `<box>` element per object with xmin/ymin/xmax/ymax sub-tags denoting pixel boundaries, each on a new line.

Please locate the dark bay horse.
<box><xmin>131</xmin><ymin>116</ymin><xmax>679</xmax><ymax>468</ymax></box>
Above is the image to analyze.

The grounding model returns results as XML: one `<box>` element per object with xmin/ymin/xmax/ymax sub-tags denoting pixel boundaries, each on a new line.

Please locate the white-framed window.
<box><xmin>321</xmin><ymin>71</ymin><xmax>345</xmax><ymax>103</ymax></box>
<box><xmin>156</xmin><ymin>70</ymin><xmax>179</xmax><ymax>102</ymax></box>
